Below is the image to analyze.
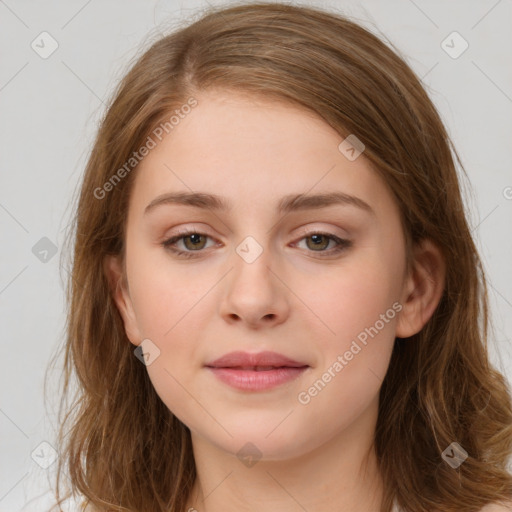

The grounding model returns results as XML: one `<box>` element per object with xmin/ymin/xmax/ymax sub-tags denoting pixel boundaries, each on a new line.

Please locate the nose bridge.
<box><xmin>228</xmin><ymin>201</ymin><xmax>278</xmax><ymax>267</ymax></box>
<box><xmin>231</xmin><ymin>232</ymin><xmax>275</xmax><ymax>292</ymax></box>
<box><xmin>219</xmin><ymin>229</ymin><xmax>289</xmax><ymax>326</ymax></box>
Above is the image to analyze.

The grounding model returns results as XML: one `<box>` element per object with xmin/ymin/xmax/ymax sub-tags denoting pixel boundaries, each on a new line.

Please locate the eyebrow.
<box><xmin>144</xmin><ymin>191</ymin><xmax>375</xmax><ymax>216</ymax></box>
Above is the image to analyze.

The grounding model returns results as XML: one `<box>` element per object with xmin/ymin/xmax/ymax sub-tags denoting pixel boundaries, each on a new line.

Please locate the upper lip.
<box><xmin>205</xmin><ymin>351</ymin><xmax>308</xmax><ymax>369</ymax></box>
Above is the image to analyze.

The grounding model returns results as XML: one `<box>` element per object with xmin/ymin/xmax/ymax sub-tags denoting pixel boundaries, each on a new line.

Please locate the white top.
<box><xmin>392</xmin><ymin>500</ymin><xmax>403</xmax><ymax>512</ymax></box>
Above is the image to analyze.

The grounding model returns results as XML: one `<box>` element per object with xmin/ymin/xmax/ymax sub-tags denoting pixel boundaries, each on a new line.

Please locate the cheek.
<box><xmin>125</xmin><ymin>246</ymin><xmax>214</xmax><ymax>393</ymax></box>
<box><xmin>126</xmin><ymin>242</ymin><xmax>210</xmax><ymax>337</ymax></box>
<box><xmin>299</xmin><ymin>256</ymin><xmax>402</xmax><ymax>338</ymax></box>
<box><xmin>125</xmin><ymin>254</ymin><xmax>207</xmax><ymax>425</ymax></box>
<box><xmin>295</xmin><ymin>252</ymin><xmax>402</xmax><ymax>400</ymax></box>
<box><xmin>294</xmin><ymin>262</ymin><xmax>399</xmax><ymax>429</ymax></box>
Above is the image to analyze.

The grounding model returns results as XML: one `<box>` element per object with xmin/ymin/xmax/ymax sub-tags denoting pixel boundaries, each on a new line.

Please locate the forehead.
<box><xmin>129</xmin><ymin>89</ymin><xmax>395</xmax><ymax>218</ymax></box>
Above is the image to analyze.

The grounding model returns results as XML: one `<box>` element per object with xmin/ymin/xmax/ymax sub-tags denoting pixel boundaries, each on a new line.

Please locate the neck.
<box><xmin>184</xmin><ymin>396</ymin><xmax>384</xmax><ymax>511</ymax></box>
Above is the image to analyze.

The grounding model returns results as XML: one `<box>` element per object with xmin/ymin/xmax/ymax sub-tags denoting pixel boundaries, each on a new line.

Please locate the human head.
<box><xmin>53</xmin><ymin>3</ymin><xmax>512</xmax><ymax>511</ymax></box>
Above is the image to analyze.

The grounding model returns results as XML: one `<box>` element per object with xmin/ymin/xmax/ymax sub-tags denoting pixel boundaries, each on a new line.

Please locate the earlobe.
<box><xmin>103</xmin><ymin>254</ymin><xmax>141</xmax><ymax>346</ymax></box>
<box><xmin>395</xmin><ymin>239</ymin><xmax>446</xmax><ymax>338</ymax></box>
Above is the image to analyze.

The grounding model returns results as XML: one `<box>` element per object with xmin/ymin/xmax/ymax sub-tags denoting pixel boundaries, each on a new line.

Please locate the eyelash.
<box><xmin>161</xmin><ymin>229</ymin><xmax>352</xmax><ymax>259</ymax></box>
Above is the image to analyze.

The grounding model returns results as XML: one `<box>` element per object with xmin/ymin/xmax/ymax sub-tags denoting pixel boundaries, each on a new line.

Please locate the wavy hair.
<box><xmin>47</xmin><ymin>2</ymin><xmax>512</xmax><ymax>511</ymax></box>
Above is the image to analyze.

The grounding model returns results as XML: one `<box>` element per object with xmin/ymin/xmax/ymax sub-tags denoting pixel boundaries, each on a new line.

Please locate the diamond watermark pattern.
<box><xmin>31</xmin><ymin>441</ymin><xmax>58</xmax><ymax>469</ymax></box>
<box><xmin>134</xmin><ymin>338</ymin><xmax>161</xmax><ymax>366</ymax></box>
<box><xmin>237</xmin><ymin>442</ymin><xmax>262</xmax><ymax>468</ymax></box>
<box><xmin>31</xmin><ymin>31</ymin><xmax>59</xmax><ymax>59</ymax></box>
<box><xmin>441</xmin><ymin>31</ymin><xmax>469</xmax><ymax>59</ymax></box>
<box><xmin>338</xmin><ymin>134</ymin><xmax>365</xmax><ymax>161</ymax></box>
<box><xmin>236</xmin><ymin>236</ymin><xmax>263</xmax><ymax>264</ymax></box>
<box><xmin>32</xmin><ymin>237</ymin><xmax>58</xmax><ymax>263</ymax></box>
<box><xmin>441</xmin><ymin>441</ymin><xmax>468</xmax><ymax>468</ymax></box>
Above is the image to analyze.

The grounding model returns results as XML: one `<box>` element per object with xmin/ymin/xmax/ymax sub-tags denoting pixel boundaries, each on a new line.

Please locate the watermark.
<box><xmin>235</xmin><ymin>236</ymin><xmax>264</xmax><ymax>264</ymax></box>
<box><xmin>32</xmin><ymin>236</ymin><xmax>58</xmax><ymax>263</ymax></box>
<box><xmin>237</xmin><ymin>441</ymin><xmax>262</xmax><ymax>468</ymax></box>
<box><xmin>134</xmin><ymin>338</ymin><xmax>161</xmax><ymax>366</ymax></box>
<box><xmin>441</xmin><ymin>441</ymin><xmax>468</xmax><ymax>468</ymax></box>
<box><xmin>31</xmin><ymin>31</ymin><xmax>59</xmax><ymax>59</ymax></box>
<box><xmin>503</xmin><ymin>186</ymin><xmax>512</xmax><ymax>200</ymax></box>
<box><xmin>297</xmin><ymin>301</ymin><xmax>402</xmax><ymax>405</ymax></box>
<box><xmin>94</xmin><ymin>97</ymin><xmax>198</xmax><ymax>200</ymax></box>
<box><xmin>31</xmin><ymin>441</ymin><xmax>58</xmax><ymax>469</ymax></box>
<box><xmin>440</xmin><ymin>31</ymin><xmax>469</xmax><ymax>60</ymax></box>
<box><xmin>338</xmin><ymin>134</ymin><xmax>365</xmax><ymax>161</ymax></box>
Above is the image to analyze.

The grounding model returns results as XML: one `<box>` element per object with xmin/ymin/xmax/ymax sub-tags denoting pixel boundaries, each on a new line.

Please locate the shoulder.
<box><xmin>479</xmin><ymin>502</ymin><xmax>512</xmax><ymax>512</ymax></box>
<box><xmin>82</xmin><ymin>503</ymin><xmax>99</xmax><ymax>512</ymax></box>
<box><xmin>395</xmin><ymin>501</ymin><xmax>512</xmax><ymax>512</ymax></box>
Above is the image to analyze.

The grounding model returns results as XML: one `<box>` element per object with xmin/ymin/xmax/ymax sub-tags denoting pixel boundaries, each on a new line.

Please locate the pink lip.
<box><xmin>205</xmin><ymin>351</ymin><xmax>309</xmax><ymax>391</ymax></box>
<box><xmin>207</xmin><ymin>367</ymin><xmax>308</xmax><ymax>391</ymax></box>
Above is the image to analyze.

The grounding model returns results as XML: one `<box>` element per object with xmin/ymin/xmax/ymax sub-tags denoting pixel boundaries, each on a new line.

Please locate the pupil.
<box><xmin>308</xmin><ymin>234</ymin><xmax>328</xmax><ymax>251</ymax></box>
<box><xmin>188</xmin><ymin>234</ymin><xmax>202</xmax><ymax>247</ymax></box>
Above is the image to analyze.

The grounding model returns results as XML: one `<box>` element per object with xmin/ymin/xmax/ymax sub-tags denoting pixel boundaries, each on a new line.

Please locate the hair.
<box><xmin>47</xmin><ymin>2</ymin><xmax>512</xmax><ymax>511</ymax></box>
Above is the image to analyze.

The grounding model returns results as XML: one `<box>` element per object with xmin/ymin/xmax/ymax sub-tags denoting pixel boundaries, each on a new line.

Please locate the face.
<box><xmin>106</xmin><ymin>89</ymin><xmax>432</xmax><ymax>461</ymax></box>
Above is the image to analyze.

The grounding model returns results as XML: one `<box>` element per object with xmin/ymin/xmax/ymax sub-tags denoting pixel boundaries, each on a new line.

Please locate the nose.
<box><xmin>219</xmin><ymin>249</ymin><xmax>290</xmax><ymax>329</ymax></box>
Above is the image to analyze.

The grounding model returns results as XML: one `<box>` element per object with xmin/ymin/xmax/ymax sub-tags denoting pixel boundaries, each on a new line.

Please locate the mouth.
<box><xmin>205</xmin><ymin>364</ymin><xmax>309</xmax><ymax>391</ymax></box>
<box><xmin>205</xmin><ymin>350</ymin><xmax>308</xmax><ymax>369</ymax></box>
<box><xmin>204</xmin><ymin>350</ymin><xmax>310</xmax><ymax>391</ymax></box>
<box><xmin>207</xmin><ymin>365</ymin><xmax>307</xmax><ymax>371</ymax></box>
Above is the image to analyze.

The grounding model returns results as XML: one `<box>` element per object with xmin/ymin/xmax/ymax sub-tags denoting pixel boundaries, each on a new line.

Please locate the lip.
<box><xmin>205</xmin><ymin>350</ymin><xmax>307</xmax><ymax>369</ymax></box>
<box><xmin>205</xmin><ymin>351</ymin><xmax>309</xmax><ymax>391</ymax></box>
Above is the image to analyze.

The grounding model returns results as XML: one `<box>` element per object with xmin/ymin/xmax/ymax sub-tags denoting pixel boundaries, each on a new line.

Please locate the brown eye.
<box><xmin>293</xmin><ymin>231</ymin><xmax>352</xmax><ymax>257</ymax></box>
<box><xmin>182</xmin><ymin>233</ymin><xmax>208</xmax><ymax>250</ymax></box>
<box><xmin>162</xmin><ymin>230</ymin><xmax>351</xmax><ymax>260</ymax></box>
<box><xmin>305</xmin><ymin>234</ymin><xmax>331</xmax><ymax>251</ymax></box>
<box><xmin>162</xmin><ymin>230</ymin><xmax>216</xmax><ymax>258</ymax></box>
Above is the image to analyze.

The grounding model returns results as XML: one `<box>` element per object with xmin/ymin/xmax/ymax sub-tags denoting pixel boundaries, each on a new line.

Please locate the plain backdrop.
<box><xmin>1</xmin><ymin>0</ymin><xmax>511</xmax><ymax>510</ymax></box>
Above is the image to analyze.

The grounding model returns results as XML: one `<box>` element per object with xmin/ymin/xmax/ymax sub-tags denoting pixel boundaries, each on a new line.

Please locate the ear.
<box><xmin>395</xmin><ymin>238</ymin><xmax>446</xmax><ymax>338</ymax></box>
<box><xmin>103</xmin><ymin>254</ymin><xmax>142</xmax><ymax>346</ymax></box>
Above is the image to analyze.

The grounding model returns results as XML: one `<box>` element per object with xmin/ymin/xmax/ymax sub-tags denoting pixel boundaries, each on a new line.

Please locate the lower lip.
<box><xmin>206</xmin><ymin>366</ymin><xmax>308</xmax><ymax>391</ymax></box>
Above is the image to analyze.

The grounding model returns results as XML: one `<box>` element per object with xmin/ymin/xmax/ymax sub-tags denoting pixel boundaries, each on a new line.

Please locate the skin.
<box><xmin>105</xmin><ymin>89</ymin><xmax>446</xmax><ymax>511</ymax></box>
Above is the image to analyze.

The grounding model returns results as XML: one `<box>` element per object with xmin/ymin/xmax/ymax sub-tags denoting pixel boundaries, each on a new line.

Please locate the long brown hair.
<box><xmin>47</xmin><ymin>2</ymin><xmax>512</xmax><ymax>511</ymax></box>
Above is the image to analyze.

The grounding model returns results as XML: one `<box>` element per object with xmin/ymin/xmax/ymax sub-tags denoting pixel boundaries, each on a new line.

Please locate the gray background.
<box><xmin>1</xmin><ymin>0</ymin><xmax>511</xmax><ymax>510</ymax></box>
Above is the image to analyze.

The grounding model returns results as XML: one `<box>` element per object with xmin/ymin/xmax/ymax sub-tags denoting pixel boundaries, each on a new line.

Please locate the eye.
<box><xmin>292</xmin><ymin>231</ymin><xmax>352</xmax><ymax>257</ymax></box>
<box><xmin>161</xmin><ymin>230</ymin><xmax>216</xmax><ymax>259</ymax></box>
<box><xmin>161</xmin><ymin>230</ymin><xmax>352</xmax><ymax>259</ymax></box>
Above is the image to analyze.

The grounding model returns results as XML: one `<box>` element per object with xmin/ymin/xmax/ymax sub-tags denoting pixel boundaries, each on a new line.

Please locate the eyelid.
<box><xmin>164</xmin><ymin>223</ymin><xmax>348</xmax><ymax>242</ymax></box>
<box><xmin>161</xmin><ymin>225</ymin><xmax>352</xmax><ymax>259</ymax></box>
<box><xmin>162</xmin><ymin>228</ymin><xmax>218</xmax><ymax>249</ymax></box>
<box><xmin>294</xmin><ymin>224</ymin><xmax>349</xmax><ymax>239</ymax></box>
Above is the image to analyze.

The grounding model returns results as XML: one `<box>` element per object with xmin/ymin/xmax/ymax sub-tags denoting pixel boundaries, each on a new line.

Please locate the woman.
<box><xmin>49</xmin><ymin>3</ymin><xmax>512</xmax><ymax>511</ymax></box>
